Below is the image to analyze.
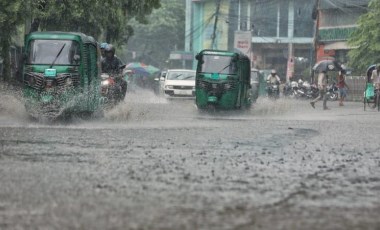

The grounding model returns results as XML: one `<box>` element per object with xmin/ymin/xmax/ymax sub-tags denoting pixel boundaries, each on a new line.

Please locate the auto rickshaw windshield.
<box><xmin>201</xmin><ymin>55</ymin><xmax>237</xmax><ymax>74</ymax></box>
<box><xmin>167</xmin><ymin>71</ymin><xmax>195</xmax><ymax>80</ymax></box>
<box><xmin>28</xmin><ymin>39</ymin><xmax>81</xmax><ymax>65</ymax></box>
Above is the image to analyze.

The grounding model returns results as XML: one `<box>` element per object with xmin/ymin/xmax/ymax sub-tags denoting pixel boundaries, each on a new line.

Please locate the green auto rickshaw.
<box><xmin>22</xmin><ymin>31</ymin><xmax>103</xmax><ymax>120</ymax></box>
<box><xmin>195</xmin><ymin>49</ymin><xmax>252</xmax><ymax>110</ymax></box>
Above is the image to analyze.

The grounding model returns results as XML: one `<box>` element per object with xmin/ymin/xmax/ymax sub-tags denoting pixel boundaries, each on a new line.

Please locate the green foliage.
<box><xmin>348</xmin><ymin>0</ymin><xmax>380</xmax><ymax>71</ymax></box>
<box><xmin>0</xmin><ymin>0</ymin><xmax>160</xmax><ymax>81</ymax></box>
<box><xmin>121</xmin><ymin>0</ymin><xmax>186</xmax><ymax>68</ymax></box>
<box><xmin>31</xmin><ymin>0</ymin><xmax>161</xmax><ymax>43</ymax></box>
<box><xmin>0</xmin><ymin>0</ymin><xmax>24</xmax><ymax>81</ymax></box>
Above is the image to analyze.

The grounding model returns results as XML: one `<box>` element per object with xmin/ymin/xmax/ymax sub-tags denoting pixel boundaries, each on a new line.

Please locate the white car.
<box><xmin>162</xmin><ymin>69</ymin><xmax>196</xmax><ymax>98</ymax></box>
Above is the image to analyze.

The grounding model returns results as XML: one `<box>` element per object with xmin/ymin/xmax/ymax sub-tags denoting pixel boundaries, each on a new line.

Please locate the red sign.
<box><xmin>287</xmin><ymin>57</ymin><xmax>294</xmax><ymax>78</ymax></box>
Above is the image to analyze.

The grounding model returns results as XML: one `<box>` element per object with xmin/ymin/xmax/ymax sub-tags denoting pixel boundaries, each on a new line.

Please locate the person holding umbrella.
<box><xmin>310</xmin><ymin>70</ymin><xmax>329</xmax><ymax>110</ymax></box>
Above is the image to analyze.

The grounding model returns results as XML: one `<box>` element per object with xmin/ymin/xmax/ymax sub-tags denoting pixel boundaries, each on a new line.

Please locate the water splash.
<box><xmin>0</xmin><ymin>84</ymin><xmax>28</xmax><ymax>123</ymax></box>
<box><xmin>104</xmin><ymin>89</ymin><xmax>168</xmax><ymax>122</ymax></box>
<box><xmin>252</xmin><ymin>97</ymin><xmax>295</xmax><ymax>116</ymax></box>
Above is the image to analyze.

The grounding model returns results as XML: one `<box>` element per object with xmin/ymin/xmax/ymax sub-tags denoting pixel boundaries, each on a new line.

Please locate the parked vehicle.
<box><xmin>326</xmin><ymin>81</ymin><xmax>338</xmax><ymax>101</ymax></box>
<box><xmin>194</xmin><ymin>49</ymin><xmax>252</xmax><ymax>110</ymax></box>
<box><xmin>162</xmin><ymin>69</ymin><xmax>196</xmax><ymax>98</ymax></box>
<box><xmin>294</xmin><ymin>80</ymin><xmax>319</xmax><ymax>99</ymax></box>
<box><xmin>22</xmin><ymin>31</ymin><xmax>103</xmax><ymax>120</ymax></box>
<box><xmin>283</xmin><ymin>80</ymin><xmax>299</xmax><ymax>98</ymax></box>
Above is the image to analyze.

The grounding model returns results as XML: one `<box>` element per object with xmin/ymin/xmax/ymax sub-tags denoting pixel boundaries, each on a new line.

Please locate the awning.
<box><xmin>324</xmin><ymin>41</ymin><xmax>351</xmax><ymax>50</ymax></box>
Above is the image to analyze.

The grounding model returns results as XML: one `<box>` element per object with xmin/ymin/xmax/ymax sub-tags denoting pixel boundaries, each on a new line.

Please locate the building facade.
<box><xmin>189</xmin><ymin>0</ymin><xmax>369</xmax><ymax>79</ymax></box>
<box><xmin>316</xmin><ymin>0</ymin><xmax>369</xmax><ymax>64</ymax></box>
<box><xmin>190</xmin><ymin>0</ymin><xmax>315</xmax><ymax>81</ymax></box>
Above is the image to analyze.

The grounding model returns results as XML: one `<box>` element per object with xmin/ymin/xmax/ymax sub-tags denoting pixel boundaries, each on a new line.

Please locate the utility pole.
<box><xmin>286</xmin><ymin>0</ymin><xmax>295</xmax><ymax>83</ymax></box>
<box><xmin>185</xmin><ymin>0</ymin><xmax>191</xmax><ymax>52</ymax></box>
<box><xmin>312</xmin><ymin>0</ymin><xmax>320</xmax><ymax>83</ymax></box>
<box><xmin>211</xmin><ymin>0</ymin><xmax>221</xmax><ymax>49</ymax></box>
<box><xmin>276</xmin><ymin>1</ymin><xmax>280</xmax><ymax>38</ymax></box>
<box><xmin>238</xmin><ymin>0</ymin><xmax>241</xmax><ymax>31</ymax></box>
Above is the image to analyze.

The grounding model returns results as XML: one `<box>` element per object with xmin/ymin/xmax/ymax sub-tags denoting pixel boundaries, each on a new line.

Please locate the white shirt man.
<box><xmin>267</xmin><ymin>70</ymin><xmax>281</xmax><ymax>85</ymax></box>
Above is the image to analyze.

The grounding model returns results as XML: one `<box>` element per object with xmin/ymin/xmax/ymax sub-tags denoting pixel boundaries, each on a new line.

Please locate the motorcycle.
<box><xmin>101</xmin><ymin>73</ymin><xmax>127</xmax><ymax>107</ymax></box>
<box><xmin>283</xmin><ymin>81</ymin><xmax>299</xmax><ymax>98</ymax></box>
<box><xmin>266</xmin><ymin>82</ymin><xmax>280</xmax><ymax>100</ymax></box>
<box><xmin>295</xmin><ymin>81</ymin><xmax>319</xmax><ymax>99</ymax></box>
<box><xmin>326</xmin><ymin>81</ymin><xmax>338</xmax><ymax>101</ymax></box>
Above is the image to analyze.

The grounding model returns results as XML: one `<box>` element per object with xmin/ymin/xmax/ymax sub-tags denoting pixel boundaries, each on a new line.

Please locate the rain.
<box><xmin>1</xmin><ymin>0</ymin><xmax>380</xmax><ymax>230</ymax></box>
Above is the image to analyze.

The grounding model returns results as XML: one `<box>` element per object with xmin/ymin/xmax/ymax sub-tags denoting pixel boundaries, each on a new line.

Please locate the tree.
<box><xmin>0</xmin><ymin>0</ymin><xmax>160</xmax><ymax>82</ymax></box>
<box><xmin>30</xmin><ymin>0</ymin><xmax>161</xmax><ymax>43</ymax></box>
<box><xmin>0</xmin><ymin>1</ymin><xmax>24</xmax><ymax>81</ymax></box>
<box><xmin>348</xmin><ymin>0</ymin><xmax>380</xmax><ymax>71</ymax></box>
<box><xmin>121</xmin><ymin>0</ymin><xmax>185</xmax><ymax>68</ymax></box>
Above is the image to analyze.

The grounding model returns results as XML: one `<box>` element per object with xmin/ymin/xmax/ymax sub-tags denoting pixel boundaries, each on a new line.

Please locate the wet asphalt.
<box><xmin>0</xmin><ymin>89</ymin><xmax>379</xmax><ymax>230</ymax></box>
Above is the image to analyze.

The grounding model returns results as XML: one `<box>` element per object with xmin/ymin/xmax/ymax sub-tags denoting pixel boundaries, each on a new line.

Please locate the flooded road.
<box><xmin>1</xmin><ymin>89</ymin><xmax>380</xmax><ymax>230</ymax></box>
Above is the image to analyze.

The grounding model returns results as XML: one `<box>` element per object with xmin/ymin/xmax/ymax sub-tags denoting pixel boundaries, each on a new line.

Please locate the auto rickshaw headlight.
<box><xmin>65</xmin><ymin>77</ymin><xmax>73</xmax><ymax>87</ymax></box>
<box><xmin>101</xmin><ymin>79</ymin><xmax>110</xmax><ymax>86</ymax></box>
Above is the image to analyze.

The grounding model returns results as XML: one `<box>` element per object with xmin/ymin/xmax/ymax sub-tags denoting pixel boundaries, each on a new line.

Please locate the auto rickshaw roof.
<box><xmin>26</xmin><ymin>31</ymin><xmax>97</xmax><ymax>44</ymax></box>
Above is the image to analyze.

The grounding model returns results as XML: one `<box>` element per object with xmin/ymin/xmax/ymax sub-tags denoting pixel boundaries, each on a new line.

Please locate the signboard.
<box><xmin>234</xmin><ymin>31</ymin><xmax>252</xmax><ymax>56</ymax></box>
<box><xmin>287</xmin><ymin>57</ymin><xmax>294</xmax><ymax>79</ymax></box>
<box><xmin>319</xmin><ymin>27</ymin><xmax>356</xmax><ymax>42</ymax></box>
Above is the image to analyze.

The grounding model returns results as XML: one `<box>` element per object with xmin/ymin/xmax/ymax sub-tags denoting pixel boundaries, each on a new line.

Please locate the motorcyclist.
<box><xmin>266</xmin><ymin>69</ymin><xmax>281</xmax><ymax>97</ymax></box>
<box><xmin>101</xmin><ymin>44</ymin><xmax>127</xmax><ymax>100</ymax></box>
<box><xmin>267</xmin><ymin>69</ymin><xmax>281</xmax><ymax>84</ymax></box>
<box><xmin>100</xmin><ymin>42</ymin><xmax>108</xmax><ymax>61</ymax></box>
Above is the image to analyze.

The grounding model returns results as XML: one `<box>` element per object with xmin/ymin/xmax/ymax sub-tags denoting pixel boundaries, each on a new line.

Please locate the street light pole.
<box><xmin>211</xmin><ymin>0</ymin><xmax>221</xmax><ymax>49</ymax></box>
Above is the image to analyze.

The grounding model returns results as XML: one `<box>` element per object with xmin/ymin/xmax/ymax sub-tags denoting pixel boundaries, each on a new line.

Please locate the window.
<box><xmin>201</xmin><ymin>55</ymin><xmax>237</xmax><ymax>74</ymax></box>
<box><xmin>167</xmin><ymin>71</ymin><xmax>195</xmax><ymax>80</ymax></box>
<box><xmin>28</xmin><ymin>39</ymin><xmax>80</xmax><ymax>65</ymax></box>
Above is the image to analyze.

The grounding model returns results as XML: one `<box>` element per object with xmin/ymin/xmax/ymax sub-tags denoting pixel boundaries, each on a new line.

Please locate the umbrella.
<box><xmin>125</xmin><ymin>63</ymin><xmax>160</xmax><ymax>77</ymax></box>
<box><xmin>145</xmin><ymin>65</ymin><xmax>160</xmax><ymax>74</ymax></box>
<box><xmin>125</xmin><ymin>62</ymin><xmax>148</xmax><ymax>69</ymax></box>
<box><xmin>312</xmin><ymin>60</ymin><xmax>343</xmax><ymax>73</ymax></box>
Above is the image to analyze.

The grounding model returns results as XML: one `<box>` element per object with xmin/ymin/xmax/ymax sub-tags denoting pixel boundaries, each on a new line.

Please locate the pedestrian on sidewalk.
<box><xmin>337</xmin><ymin>69</ymin><xmax>349</xmax><ymax>106</ymax></box>
<box><xmin>310</xmin><ymin>70</ymin><xmax>329</xmax><ymax>110</ymax></box>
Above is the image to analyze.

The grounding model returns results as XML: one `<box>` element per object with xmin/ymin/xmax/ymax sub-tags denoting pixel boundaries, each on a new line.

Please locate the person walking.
<box><xmin>310</xmin><ymin>70</ymin><xmax>329</xmax><ymax>110</ymax></box>
<box><xmin>337</xmin><ymin>69</ymin><xmax>349</xmax><ymax>106</ymax></box>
